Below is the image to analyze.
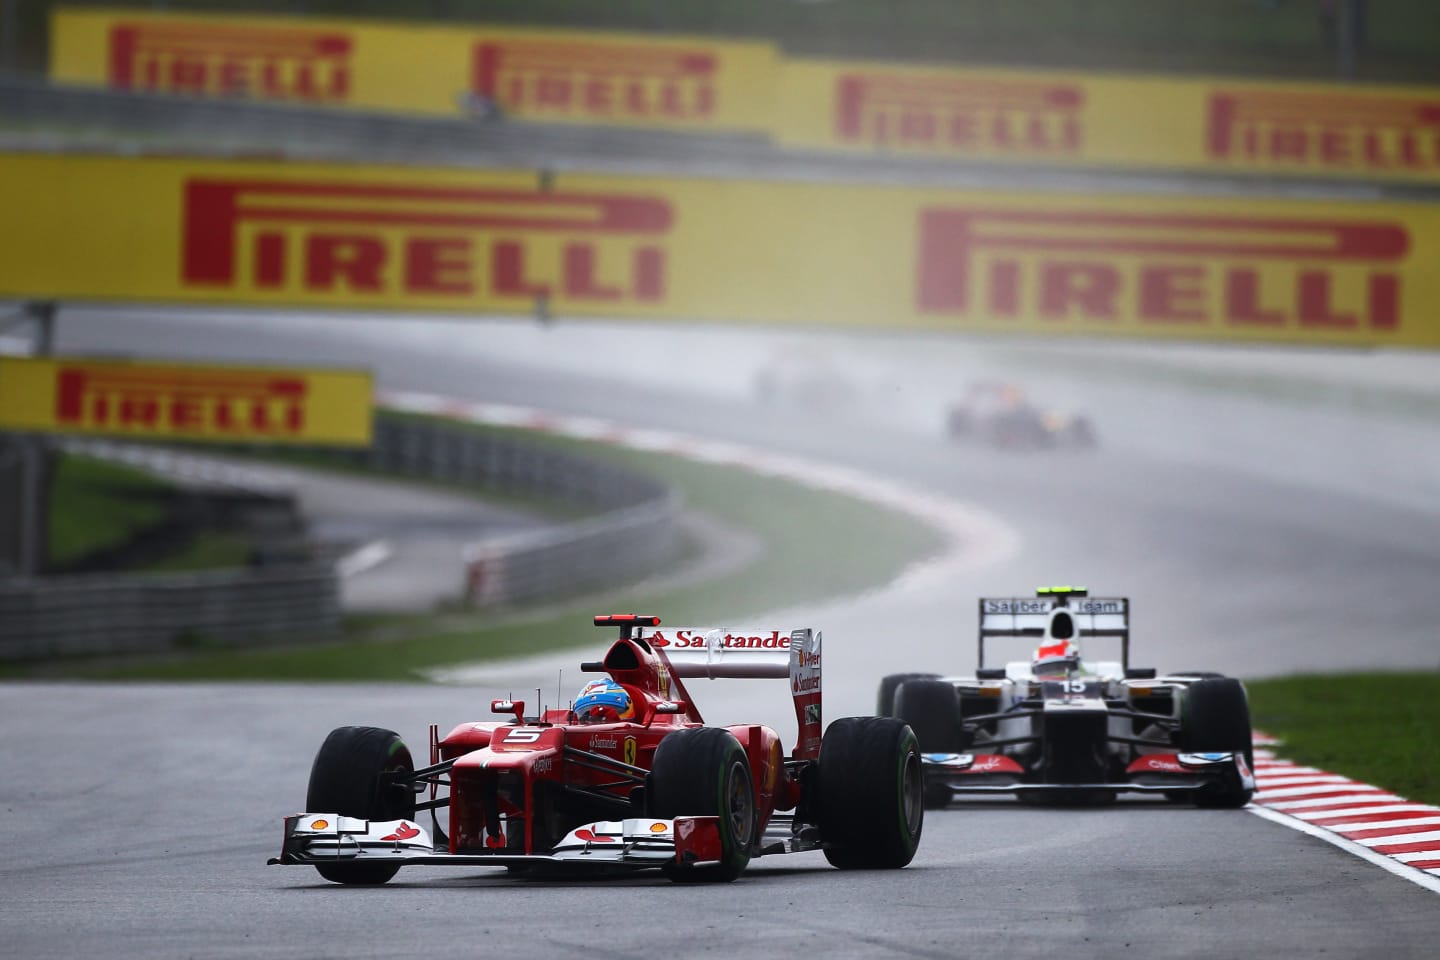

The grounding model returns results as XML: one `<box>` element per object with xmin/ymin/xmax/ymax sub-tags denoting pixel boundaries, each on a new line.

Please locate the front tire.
<box><xmin>876</xmin><ymin>672</ymin><xmax>941</xmax><ymax>717</ymax></box>
<box><xmin>818</xmin><ymin>717</ymin><xmax>924</xmax><ymax>869</ymax></box>
<box><xmin>893</xmin><ymin>679</ymin><xmax>962</xmax><ymax>753</ymax></box>
<box><xmin>305</xmin><ymin>725</ymin><xmax>416</xmax><ymax>885</ymax></box>
<box><xmin>650</xmin><ymin>727</ymin><xmax>756</xmax><ymax>883</ymax></box>
<box><xmin>1180</xmin><ymin>678</ymin><xmax>1255</xmax><ymax>808</ymax></box>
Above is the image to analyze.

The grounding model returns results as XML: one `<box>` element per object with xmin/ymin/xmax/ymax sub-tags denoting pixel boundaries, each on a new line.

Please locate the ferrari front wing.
<box><xmin>269</xmin><ymin>813</ymin><xmax>727</xmax><ymax>872</ymax></box>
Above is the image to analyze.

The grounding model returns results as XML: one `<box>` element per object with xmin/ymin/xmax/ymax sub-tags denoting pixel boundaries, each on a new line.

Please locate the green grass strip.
<box><xmin>1248</xmin><ymin>672</ymin><xmax>1440</xmax><ymax>808</ymax></box>
<box><xmin>46</xmin><ymin>453</ymin><xmax>170</xmax><ymax>568</ymax></box>
<box><xmin>73</xmin><ymin>420</ymin><xmax>947</xmax><ymax>681</ymax></box>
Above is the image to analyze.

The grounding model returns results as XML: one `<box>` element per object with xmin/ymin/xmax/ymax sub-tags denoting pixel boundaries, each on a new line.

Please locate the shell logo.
<box><xmin>310</xmin><ymin>819</ymin><xmax>329</xmax><ymax>830</ymax></box>
<box><xmin>650</xmin><ymin>823</ymin><xmax>667</xmax><ymax>834</ymax></box>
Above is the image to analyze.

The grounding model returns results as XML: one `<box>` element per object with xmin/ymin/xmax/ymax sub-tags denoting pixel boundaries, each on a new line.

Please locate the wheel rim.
<box><xmin>724</xmin><ymin>760</ymin><xmax>754</xmax><ymax>847</ymax></box>
<box><xmin>900</xmin><ymin>747</ymin><xmax>923</xmax><ymax>837</ymax></box>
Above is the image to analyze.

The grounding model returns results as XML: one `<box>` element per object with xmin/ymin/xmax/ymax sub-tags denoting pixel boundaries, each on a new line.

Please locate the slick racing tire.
<box><xmin>893</xmin><ymin>679</ymin><xmax>962</xmax><ymax>753</ymax></box>
<box><xmin>819</xmin><ymin>717</ymin><xmax>923</xmax><ymax>869</ymax></box>
<box><xmin>650</xmin><ymin>727</ymin><xmax>756</xmax><ymax>883</ymax></box>
<box><xmin>877</xmin><ymin>672</ymin><xmax>941</xmax><ymax>717</ymax></box>
<box><xmin>1180</xmin><ymin>678</ymin><xmax>1256</xmax><ymax>808</ymax></box>
<box><xmin>306</xmin><ymin>725</ymin><xmax>417</xmax><ymax>885</ymax></box>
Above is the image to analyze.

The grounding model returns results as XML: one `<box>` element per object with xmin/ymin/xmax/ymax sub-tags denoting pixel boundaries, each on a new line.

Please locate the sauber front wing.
<box><xmin>919</xmin><ymin>751</ymin><xmax>1255</xmax><ymax>800</ymax></box>
<box><xmin>270</xmin><ymin>814</ymin><xmax>729</xmax><ymax>872</ymax></box>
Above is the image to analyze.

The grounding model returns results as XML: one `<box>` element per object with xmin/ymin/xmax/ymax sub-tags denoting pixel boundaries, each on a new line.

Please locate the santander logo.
<box><xmin>574</xmin><ymin>826</ymin><xmax>618</xmax><ymax>843</ymax></box>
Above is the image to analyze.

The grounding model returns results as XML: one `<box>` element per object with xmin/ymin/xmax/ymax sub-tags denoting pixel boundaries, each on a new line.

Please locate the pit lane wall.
<box><xmin>1</xmin><ymin>152</ymin><xmax>1438</xmax><ymax>348</ymax></box>
<box><xmin>49</xmin><ymin>7</ymin><xmax>1440</xmax><ymax>185</ymax></box>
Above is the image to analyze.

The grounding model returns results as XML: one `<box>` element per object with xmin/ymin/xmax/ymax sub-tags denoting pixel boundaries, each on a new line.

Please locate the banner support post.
<box><xmin>15</xmin><ymin>301</ymin><xmax>56</xmax><ymax>577</ymax></box>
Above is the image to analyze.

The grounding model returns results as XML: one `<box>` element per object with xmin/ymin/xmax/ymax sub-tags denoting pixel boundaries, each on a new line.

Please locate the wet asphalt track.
<box><xmin>2</xmin><ymin>309</ymin><xmax>1439</xmax><ymax>957</ymax></box>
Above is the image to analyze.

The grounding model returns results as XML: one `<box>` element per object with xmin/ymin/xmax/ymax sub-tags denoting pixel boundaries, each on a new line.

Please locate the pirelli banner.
<box><xmin>1</xmin><ymin>152</ymin><xmax>1437</xmax><ymax>348</ymax></box>
<box><xmin>777</xmin><ymin>58</ymin><xmax>1440</xmax><ymax>184</ymax></box>
<box><xmin>49</xmin><ymin>8</ymin><xmax>777</xmax><ymax>132</ymax></box>
<box><xmin>0</xmin><ymin>356</ymin><xmax>373</xmax><ymax>446</ymax></box>
<box><xmin>50</xmin><ymin>8</ymin><xmax>1440</xmax><ymax>183</ymax></box>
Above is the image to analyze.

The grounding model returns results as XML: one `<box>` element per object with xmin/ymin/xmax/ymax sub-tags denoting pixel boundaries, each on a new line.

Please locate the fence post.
<box><xmin>15</xmin><ymin>302</ymin><xmax>57</xmax><ymax>576</ymax></box>
<box><xmin>1336</xmin><ymin>0</ymin><xmax>1360</xmax><ymax>81</ymax></box>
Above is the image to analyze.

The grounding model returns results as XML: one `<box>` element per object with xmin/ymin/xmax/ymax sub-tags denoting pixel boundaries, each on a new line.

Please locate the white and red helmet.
<box><xmin>1032</xmin><ymin>604</ymin><xmax>1082</xmax><ymax>676</ymax></box>
<box><xmin>1031</xmin><ymin>639</ymin><xmax>1081</xmax><ymax>677</ymax></box>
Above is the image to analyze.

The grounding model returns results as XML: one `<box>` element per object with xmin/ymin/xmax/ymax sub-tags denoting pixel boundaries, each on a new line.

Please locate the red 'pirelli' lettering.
<box><xmin>917</xmin><ymin>209</ymin><xmax>1409</xmax><ymax>334</ymax></box>
<box><xmin>835</xmin><ymin>73</ymin><xmax>1083</xmax><ymax>155</ymax></box>
<box><xmin>182</xmin><ymin>179</ymin><xmax>674</xmax><ymax>308</ymax></box>
<box><xmin>472</xmin><ymin>40</ymin><xmax>717</xmax><ymax>121</ymax></box>
<box><xmin>108</xmin><ymin>22</ymin><xmax>352</xmax><ymax>102</ymax></box>
<box><xmin>55</xmin><ymin>367</ymin><xmax>308</xmax><ymax>437</ymax></box>
<box><xmin>1208</xmin><ymin>90</ymin><xmax>1440</xmax><ymax>172</ymax></box>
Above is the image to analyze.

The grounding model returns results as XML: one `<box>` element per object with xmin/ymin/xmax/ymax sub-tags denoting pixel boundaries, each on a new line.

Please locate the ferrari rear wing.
<box><xmin>642</xmin><ymin>626</ymin><xmax>824</xmax><ymax>761</ymax></box>
<box><xmin>977</xmin><ymin>591</ymin><xmax>1130</xmax><ymax>668</ymax></box>
<box><xmin>641</xmin><ymin>627</ymin><xmax>802</xmax><ymax>679</ymax></box>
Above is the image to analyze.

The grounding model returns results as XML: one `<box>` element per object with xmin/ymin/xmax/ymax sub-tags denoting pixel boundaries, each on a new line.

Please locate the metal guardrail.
<box><xmin>0</xmin><ymin>75</ymin><xmax>772</xmax><ymax>177</ymax></box>
<box><xmin>464</xmin><ymin>500</ymin><xmax>679</xmax><ymax>608</ymax></box>
<box><xmin>357</xmin><ymin>416</ymin><xmax>682</xmax><ymax>608</ymax></box>
<box><xmin>0</xmin><ymin>413</ymin><xmax>682</xmax><ymax>660</ymax></box>
<box><xmin>4</xmin><ymin>76</ymin><xmax>1431</xmax><ymax>201</ymax></box>
<box><xmin>0</xmin><ymin>566</ymin><xmax>338</xmax><ymax>662</ymax></box>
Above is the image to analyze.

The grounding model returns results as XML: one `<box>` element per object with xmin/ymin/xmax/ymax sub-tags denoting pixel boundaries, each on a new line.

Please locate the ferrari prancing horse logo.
<box><xmin>623</xmin><ymin>736</ymin><xmax>638</xmax><ymax>765</ymax></box>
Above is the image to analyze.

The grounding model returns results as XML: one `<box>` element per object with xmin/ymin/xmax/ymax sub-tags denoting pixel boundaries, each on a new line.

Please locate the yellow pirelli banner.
<box><xmin>0</xmin><ymin>355</ymin><xmax>373</xmax><ymax>446</ymax></box>
<box><xmin>777</xmin><ymin>57</ymin><xmax>1440</xmax><ymax>184</ymax></box>
<box><xmin>1</xmin><ymin>152</ymin><xmax>1437</xmax><ymax>348</ymax></box>
<box><xmin>49</xmin><ymin>8</ymin><xmax>777</xmax><ymax>132</ymax></box>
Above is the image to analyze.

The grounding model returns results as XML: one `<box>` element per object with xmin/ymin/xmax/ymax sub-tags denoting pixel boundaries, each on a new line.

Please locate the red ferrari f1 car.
<box><xmin>271</xmin><ymin>615</ymin><xmax>923</xmax><ymax>883</ymax></box>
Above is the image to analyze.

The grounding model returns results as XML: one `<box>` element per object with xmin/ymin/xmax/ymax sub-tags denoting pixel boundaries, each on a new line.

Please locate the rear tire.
<box><xmin>650</xmin><ymin>727</ymin><xmax>755</xmax><ymax>883</ymax></box>
<box><xmin>819</xmin><ymin>717</ymin><xmax>923</xmax><ymax>869</ymax></box>
<box><xmin>305</xmin><ymin>726</ymin><xmax>416</xmax><ymax>885</ymax></box>
<box><xmin>893</xmin><ymin>679</ymin><xmax>961</xmax><ymax>753</ymax></box>
<box><xmin>876</xmin><ymin>672</ymin><xmax>941</xmax><ymax>717</ymax></box>
<box><xmin>1180</xmin><ymin>678</ymin><xmax>1255</xmax><ymax>808</ymax></box>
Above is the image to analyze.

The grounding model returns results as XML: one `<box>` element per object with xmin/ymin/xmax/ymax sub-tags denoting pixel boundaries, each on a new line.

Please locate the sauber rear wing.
<box><xmin>977</xmin><ymin>594</ymin><xmax>1130</xmax><ymax>668</ymax></box>
<box><xmin>642</xmin><ymin>626</ymin><xmax>824</xmax><ymax>761</ymax></box>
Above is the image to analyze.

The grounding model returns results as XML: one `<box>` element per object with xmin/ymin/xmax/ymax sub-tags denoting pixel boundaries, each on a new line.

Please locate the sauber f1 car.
<box><xmin>272</xmin><ymin>615</ymin><xmax>923</xmax><ymax>884</ymax></box>
<box><xmin>877</xmin><ymin>588</ymin><xmax>1255</xmax><ymax>808</ymax></box>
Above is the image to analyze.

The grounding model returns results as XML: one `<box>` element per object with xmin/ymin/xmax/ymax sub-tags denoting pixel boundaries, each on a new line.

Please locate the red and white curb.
<box><xmin>379</xmin><ymin>389</ymin><xmax>1020</xmax><ymax>588</ymax></box>
<box><xmin>1251</xmin><ymin>739</ymin><xmax>1440</xmax><ymax>895</ymax></box>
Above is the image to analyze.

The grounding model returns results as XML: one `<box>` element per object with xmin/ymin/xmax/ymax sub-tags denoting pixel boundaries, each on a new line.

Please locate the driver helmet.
<box><xmin>1032</xmin><ymin>639</ymin><xmax>1081</xmax><ymax>678</ymax></box>
<box><xmin>573</xmin><ymin>678</ymin><xmax>634</xmax><ymax>723</ymax></box>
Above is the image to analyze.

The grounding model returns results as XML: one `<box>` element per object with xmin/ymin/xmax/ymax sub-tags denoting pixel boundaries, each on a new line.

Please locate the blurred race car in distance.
<box><xmin>946</xmin><ymin>381</ymin><xmax>1095</xmax><ymax>449</ymax></box>
<box><xmin>272</xmin><ymin>615</ymin><xmax>923</xmax><ymax>884</ymax></box>
<box><xmin>877</xmin><ymin>587</ymin><xmax>1254</xmax><ymax>808</ymax></box>
<box><xmin>753</xmin><ymin>344</ymin><xmax>866</xmax><ymax>413</ymax></box>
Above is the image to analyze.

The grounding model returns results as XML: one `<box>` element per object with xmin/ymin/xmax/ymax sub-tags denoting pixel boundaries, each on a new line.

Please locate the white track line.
<box><xmin>1251</xmin><ymin>751</ymin><xmax>1440</xmax><ymax>895</ymax></box>
<box><xmin>335</xmin><ymin>539</ymin><xmax>394</xmax><ymax>578</ymax></box>
<box><xmin>1249</xmin><ymin>806</ymin><xmax>1440</xmax><ymax>896</ymax></box>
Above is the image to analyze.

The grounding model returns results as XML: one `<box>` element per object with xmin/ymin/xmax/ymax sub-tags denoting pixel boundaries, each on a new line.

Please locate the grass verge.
<box><xmin>47</xmin><ymin>453</ymin><xmax>170</xmax><ymax>568</ymax></box>
<box><xmin>68</xmin><ymin>417</ymin><xmax>948</xmax><ymax>681</ymax></box>
<box><xmin>47</xmin><ymin>452</ymin><xmax>259</xmax><ymax>574</ymax></box>
<box><xmin>1247</xmin><ymin>672</ymin><xmax>1440</xmax><ymax>808</ymax></box>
